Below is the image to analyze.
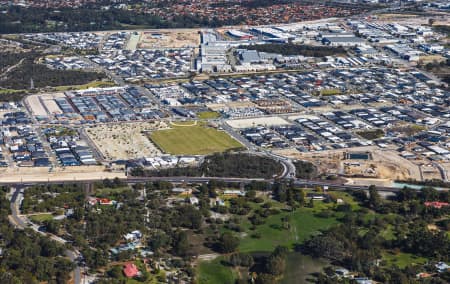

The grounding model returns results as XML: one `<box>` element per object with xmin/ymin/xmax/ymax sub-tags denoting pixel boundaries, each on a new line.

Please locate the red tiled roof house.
<box><xmin>123</xmin><ymin>263</ymin><xmax>139</xmax><ymax>278</ymax></box>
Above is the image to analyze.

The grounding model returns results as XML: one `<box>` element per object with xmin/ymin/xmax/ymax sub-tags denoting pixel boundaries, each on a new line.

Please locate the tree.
<box><xmin>420</xmin><ymin>187</ymin><xmax>439</xmax><ymax>202</ymax></box>
<box><xmin>308</xmin><ymin>198</ymin><xmax>314</xmax><ymax>208</ymax></box>
<box><xmin>246</xmin><ymin>190</ymin><xmax>257</xmax><ymax>199</ymax></box>
<box><xmin>396</xmin><ymin>187</ymin><xmax>416</xmax><ymax>202</ymax></box>
<box><xmin>217</xmin><ymin>232</ymin><xmax>239</xmax><ymax>253</ymax></box>
<box><xmin>293</xmin><ymin>188</ymin><xmax>305</xmax><ymax>205</ymax></box>
<box><xmin>255</xmin><ymin>273</ymin><xmax>277</xmax><ymax>284</ymax></box>
<box><xmin>172</xmin><ymin>230</ymin><xmax>190</xmax><ymax>257</ymax></box>
<box><xmin>72</xmin><ymin>207</ymin><xmax>84</xmax><ymax>221</ymax></box>
<box><xmin>149</xmin><ymin>231</ymin><xmax>170</xmax><ymax>252</ymax></box>
<box><xmin>401</xmin><ymin>225</ymin><xmax>450</xmax><ymax>258</ymax></box>
<box><xmin>229</xmin><ymin>253</ymin><xmax>254</xmax><ymax>267</ymax></box>
<box><xmin>43</xmin><ymin>220</ymin><xmax>60</xmax><ymax>234</ymax></box>
<box><xmin>107</xmin><ymin>266</ymin><xmax>122</xmax><ymax>278</ymax></box>
<box><xmin>302</xmin><ymin>235</ymin><xmax>345</xmax><ymax>261</ymax></box>
<box><xmin>175</xmin><ymin>205</ymin><xmax>203</xmax><ymax>229</ymax></box>
<box><xmin>83</xmin><ymin>248</ymin><xmax>108</xmax><ymax>269</ymax></box>
<box><xmin>265</xmin><ymin>256</ymin><xmax>285</xmax><ymax>276</ymax></box>
<box><xmin>368</xmin><ymin>185</ymin><xmax>381</xmax><ymax>209</ymax></box>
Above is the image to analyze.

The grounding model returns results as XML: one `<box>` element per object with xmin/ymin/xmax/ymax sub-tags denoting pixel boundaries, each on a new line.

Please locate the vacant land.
<box><xmin>196</xmin><ymin>258</ymin><xmax>237</xmax><ymax>284</ymax></box>
<box><xmin>197</xmin><ymin>111</ymin><xmax>220</xmax><ymax>119</ymax></box>
<box><xmin>54</xmin><ymin>80</ymin><xmax>115</xmax><ymax>91</ymax></box>
<box><xmin>226</xmin><ymin>116</ymin><xmax>291</xmax><ymax>129</ymax></box>
<box><xmin>149</xmin><ymin>124</ymin><xmax>243</xmax><ymax>155</ymax></box>
<box><xmin>86</xmin><ymin>122</ymin><xmax>166</xmax><ymax>160</ymax></box>
<box><xmin>281</xmin><ymin>253</ymin><xmax>329</xmax><ymax>284</ymax></box>
<box><xmin>29</xmin><ymin>213</ymin><xmax>53</xmax><ymax>223</ymax></box>
<box><xmin>139</xmin><ymin>29</ymin><xmax>200</xmax><ymax>49</ymax></box>
<box><xmin>382</xmin><ymin>251</ymin><xmax>427</xmax><ymax>268</ymax></box>
<box><xmin>239</xmin><ymin>206</ymin><xmax>339</xmax><ymax>252</ymax></box>
<box><xmin>26</xmin><ymin>92</ymin><xmax>66</xmax><ymax>117</ymax></box>
<box><xmin>356</xmin><ymin>129</ymin><xmax>384</xmax><ymax>140</ymax></box>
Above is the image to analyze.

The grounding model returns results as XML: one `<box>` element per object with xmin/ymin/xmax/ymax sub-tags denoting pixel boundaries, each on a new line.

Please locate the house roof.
<box><xmin>425</xmin><ymin>201</ymin><xmax>450</xmax><ymax>209</ymax></box>
<box><xmin>123</xmin><ymin>263</ymin><xmax>139</xmax><ymax>278</ymax></box>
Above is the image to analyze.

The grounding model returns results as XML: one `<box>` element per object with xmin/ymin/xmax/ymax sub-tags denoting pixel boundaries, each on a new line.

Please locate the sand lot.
<box><xmin>288</xmin><ymin>114</ymin><xmax>321</xmax><ymax>121</ymax></box>
<box><xmin>226</xmin><ymin>116</ymin><xmax>291</xmax><ymax>129</ymax></box>
<box><xmin>26</xmin><ymin>93</ymin><xmax>65</xmax><ymax>117</ymax></box>
<box><xmin>421</xmin><ymin>164</ymin><xmax>443</xmax><ymax>180</ymax></box>
<box><xmin>138</xmin><ymin>29</ymin><xmax>200</xmax><ymax>49</ymax></box>
<box><xmin>207</xmin><ymin>101</ymin><xmax>256</xmax><ymax>111</ymax></box>
<box><xmin>377</xmin><ymin>14</ymin><xmax>450</xmax><ymax>26</ymax></box>
<box><xmin>275</xmin><ymin>147</ymin><xmax>422</xmax><ymax>181</ymax></box>
<box><xmin>86</xmin><ymin>121</ymin><xmax>167</xmax><ymax>160</ymax></box>
<box><xmin>442</xmin><ymin>162</ymin><xmax>450</xmax><ymax>179</ymax></box>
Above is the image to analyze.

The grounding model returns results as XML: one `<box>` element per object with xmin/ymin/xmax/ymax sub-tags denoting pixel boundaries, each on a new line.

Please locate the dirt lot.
<box><xmin>226</xmin><ymin>116</ymin><xmax>291</xmax><ymax>129</ymax></box>
<box><xmin>420</xmin><ymin>164</ymin><xmax>443</xmax><ymax>180</ymax></box>
<box><xmin>442</xmin><ymin>162</ymin><xmax>450</xmax><ymax>180</ymax></box>
<box><xmin>275</xmin><ymin>147</ymin><xmax>422</xmax><ymax>181</ymax></box>
<box><xmin>138</xmin><ymin>29</ymin><xmax>200</xmax><ymax>49</ymax></box>
<box><xmin>377</xmin><ymin>14</ymin><xmax>450</xmax><ymax>26</ymax></box>
<box><xmin>25</xmin><ymin>93</ymin><xmax>65</xmax><ymax>117</ymax></box>
<box><xmin>85</xmin><ymin>121</ymin><xmax>167</xmax><ymax>160</ymax></box>
<box><xmin>206</xmin><ymin>101</ymin><xmax>256</xmax><ymax>111</ymax></box>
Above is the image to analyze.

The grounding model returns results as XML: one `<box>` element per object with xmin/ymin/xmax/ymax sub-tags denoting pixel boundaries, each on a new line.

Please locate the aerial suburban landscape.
<box><xmin>0</xmin><ymin>0</ymin><xmax>449</xmax><ymax>283</ymax></box>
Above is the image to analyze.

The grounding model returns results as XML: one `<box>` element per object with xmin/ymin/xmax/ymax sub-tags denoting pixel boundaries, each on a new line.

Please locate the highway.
<box><xmin>0</xmin><ymin>175</ymin><xmax>407</xmax><ymax>193</ymax></box>
<box><xmin>9</xmin><ymin>187</ymin><xmax>83</xmax><ymax>284</ymax></box>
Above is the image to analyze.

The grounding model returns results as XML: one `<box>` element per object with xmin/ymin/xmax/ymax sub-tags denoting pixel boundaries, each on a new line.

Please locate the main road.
<box><xmin>1</xmin><ymin>175</ymin><xmax>405</xmax><ymax>193</ymax></box>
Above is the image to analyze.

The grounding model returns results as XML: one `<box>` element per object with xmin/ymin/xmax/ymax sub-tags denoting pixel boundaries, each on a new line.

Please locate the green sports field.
<box><xmin>149</xmin><ymin>124</ymin><xmax>243</xmax><ymax>155</ymax></box>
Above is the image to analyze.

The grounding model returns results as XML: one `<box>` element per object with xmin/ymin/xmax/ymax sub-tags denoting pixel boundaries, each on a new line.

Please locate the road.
<box><xmin>432</xmin><ymin>161</ymin><xmax>449</xmax><ymax>182</ymax></box>
<box><xmin>9</xmin><ymin>187</ymin><xmax>83</xmax><ymax>284</ymax></box>
<box><xmin>220</xmin><ymin>122</ymin><xmax>296</xmax><ymax>178</ymax></box>
<box><xmin>0</xmin><ymin>174</ymin><xmax>413</xmax><ymax>193</ymax></box>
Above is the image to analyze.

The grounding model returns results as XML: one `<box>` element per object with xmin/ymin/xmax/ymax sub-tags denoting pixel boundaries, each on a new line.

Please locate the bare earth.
<box><xmin>275</xmin><ymin>147</ymin><xmax>422</xmax><ymax>181</ymax></box>
<box><xmin>138</xmin><ymin>29</ymin><xmax>200</xmax><ymax>49</ymax></box>
<box><xmin>26</xmin><ymin>93</ymin><xmax>65</xmax><ymax>117</ymax></box>
<box><xmin>226</xmin><ymin>116</ymin><xmax>291</xmax><ymax>129</ymax></box>
<box><xmin>85</xmin><ymin>121</ymin><xmax>167</xmax><ymax>160</ymax></box>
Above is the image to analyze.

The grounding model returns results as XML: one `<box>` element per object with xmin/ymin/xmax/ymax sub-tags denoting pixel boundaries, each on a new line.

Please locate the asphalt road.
<box><xmin>1</xmin><ymin>175</ymin><xmax>404</xmax><ymax>192</ymax></box>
